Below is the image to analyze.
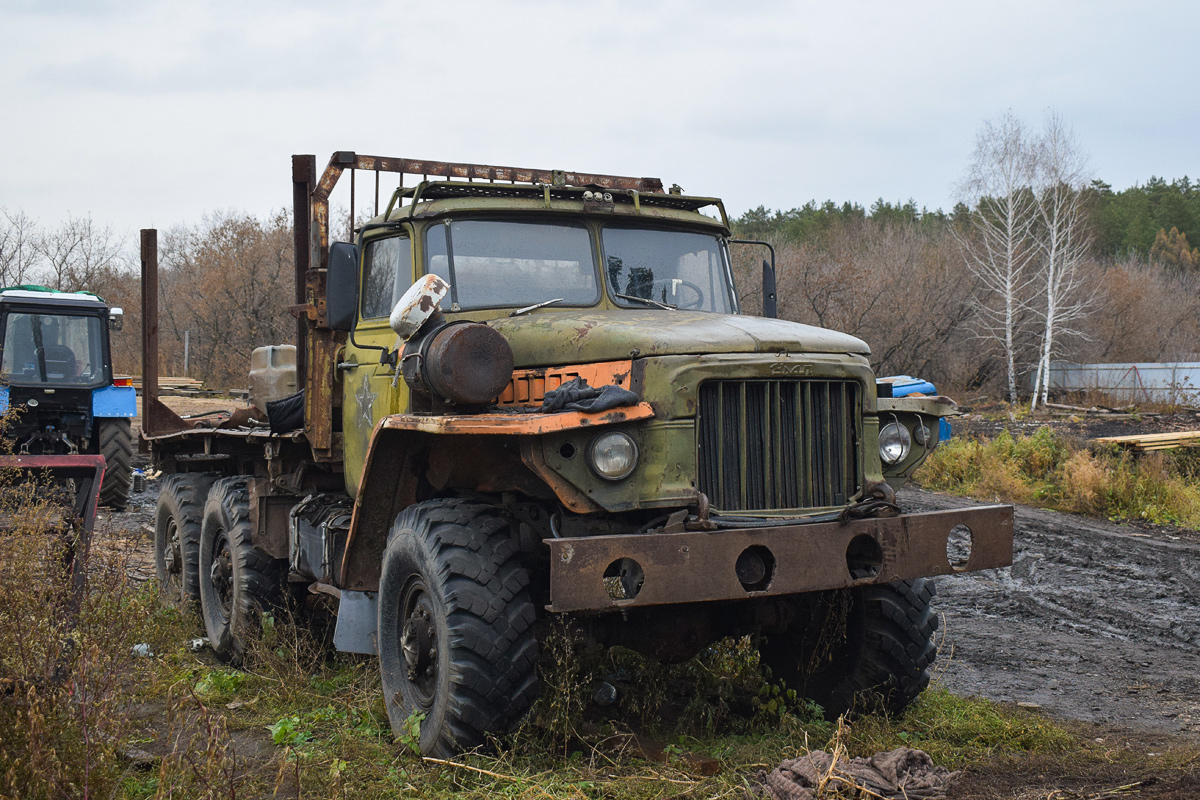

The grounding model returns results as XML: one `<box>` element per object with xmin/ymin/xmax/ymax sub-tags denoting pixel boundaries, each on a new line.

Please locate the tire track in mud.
<box><xmin>899</xmin><ymin>487</ymin><xmax>1200</xmax><ymax>735</ymax></box>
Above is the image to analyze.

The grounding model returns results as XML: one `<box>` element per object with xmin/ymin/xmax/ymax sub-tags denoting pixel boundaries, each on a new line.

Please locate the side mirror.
<box><xmin>761</xmin><ymin>258</ymin><xmax>777</xmax><ymax>319</ymax></box>
<box><xmin>327</xmin><ymin>242</ymin><xmax>360</xmax><ymax>332</ymax></box>
<box><xmin>108</xmin><ymin>307</ymin><xmax>124</xmax><ymax>331</ymax></box>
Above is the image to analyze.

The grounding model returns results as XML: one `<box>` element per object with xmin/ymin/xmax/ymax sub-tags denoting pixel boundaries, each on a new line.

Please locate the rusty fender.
<box><xmin>546</xmin><ymin>505</ymin><xmax>1013</xmax><ymax>613</ymax></box>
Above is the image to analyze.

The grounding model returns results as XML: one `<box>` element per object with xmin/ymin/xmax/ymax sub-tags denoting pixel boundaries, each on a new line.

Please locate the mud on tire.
<box><xmin>378</xmin><ymin>498</ymin><xmax>539</xmax><ymax>757</ymax></box>
<box><xmin>761</xmin><ymin>579</ymin><xmax>938</xmax><ymax>718</ymax></box>
<box><xmin>154</xmin><ymin>473</ymin><xmax>217</xmax><ymax>604</ymax></box>
<box><xmin>97</xmin><ymin>418</ymin><xmax>132</xmax><ymax>510</ymax></box>
<box><xmin>198</xmin><ymin>476</ymin><xmax>283</xmax><ymax>663</ymax></box>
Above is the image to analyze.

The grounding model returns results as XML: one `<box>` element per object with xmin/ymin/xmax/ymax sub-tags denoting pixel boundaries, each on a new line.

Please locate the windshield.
<box><xmin>421</xmin><ymin>219</ymin><xmax>737</xmax><ymax>314</ymax></box>
<box><xmin>425</xmin><ymin>220</ymin><xmax>599</xmax><ymax>310</ymax></box>
<box><xmin>1</xmin><ymin>311</ymin><xmax>107</xmax><ymax>387</ymax></box>
<box><xmin>603</xmin><ymin>227</ymin><xmax>735</xmax><ymax>313</ymax></box>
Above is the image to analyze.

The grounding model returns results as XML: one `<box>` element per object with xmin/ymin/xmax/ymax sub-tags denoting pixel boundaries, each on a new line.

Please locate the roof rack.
<box><xmin>312</xmin><ymin>151</ymin><xmax>666</xmax><ymax>232</ymax></box>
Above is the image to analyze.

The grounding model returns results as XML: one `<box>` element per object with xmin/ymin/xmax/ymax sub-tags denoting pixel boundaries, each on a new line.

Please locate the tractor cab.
<box><xmin>0</xmin><ymin>288</ymin><xmax>134</xmax><ymax>507</ymax></box>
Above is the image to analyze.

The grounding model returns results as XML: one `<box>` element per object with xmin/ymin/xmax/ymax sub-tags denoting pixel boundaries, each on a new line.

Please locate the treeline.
<box><xmin>730</xmin><ymin>173</ymin><xmax>1200</xmax><ymax>397</ymax></box>
<box><xmin>735</xmin><ymin>175</ymin><xmax>1200</xmax><ymax>265</ymax></box>
<box><xmin>0</xmin><ymin>208</ymin><xmax>295</xmax><ymax>387</ymax></box>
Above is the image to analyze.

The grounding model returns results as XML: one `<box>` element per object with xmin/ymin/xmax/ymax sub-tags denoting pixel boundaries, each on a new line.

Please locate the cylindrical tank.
<box><xmin>249</xmin><ymin>344</ymin><xmax>298</xmax><ymax>413</ymax></box>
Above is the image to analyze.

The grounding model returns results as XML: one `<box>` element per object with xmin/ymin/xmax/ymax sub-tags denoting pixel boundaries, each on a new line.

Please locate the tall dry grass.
<box><xmin>0</xmin><ymin>475</ymin><xmax>167</xmax><ymax>800</ymax></box>
<box><xmin>917</xmin><ymin>427</ymin><xmax>1200</xmax><ymax>528</ymax></box>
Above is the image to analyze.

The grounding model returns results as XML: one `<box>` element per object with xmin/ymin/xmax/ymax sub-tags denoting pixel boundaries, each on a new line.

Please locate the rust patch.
<box><xmin>381</xmin><ymin>402</ymin><xmax>653</xmax><ymax>435</ymax></box>
<box><xmin>547</xmin><ymin>505</ymin><xmax>1014</xmax><ymax>612</ymax></box>
<box><xmin>496</xmin><ymin>360</ymin><xmax>633</xmax><ymax>407</ymax></box>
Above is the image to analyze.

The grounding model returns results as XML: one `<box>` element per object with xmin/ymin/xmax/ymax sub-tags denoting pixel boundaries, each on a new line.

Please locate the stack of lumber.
<box><xmin>1045</xmin><ymin>402</ymin><xmax>1156</xmax><ymax>421</ymax></box>
<box><xmin>127</xmin><ymin>377</ymin><xmax>214</xmax><ymax>396</ymax></box>
<box><xmin>1090</xmin><ymin>431</ymin><xmax>1200</xmax><ymax>452</ymax></box>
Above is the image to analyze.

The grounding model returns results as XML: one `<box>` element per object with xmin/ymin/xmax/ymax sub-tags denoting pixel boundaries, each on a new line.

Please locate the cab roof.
<box><xmin>0</xmin><ymin>289</ymin><xmax>108</xmax><ymax>309</ymax></box>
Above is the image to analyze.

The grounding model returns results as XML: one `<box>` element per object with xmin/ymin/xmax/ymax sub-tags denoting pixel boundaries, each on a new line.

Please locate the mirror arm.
<box><xmin>729</xmin><ymin>238</ymin><xmax>777</xmax><ymax>319</ymax></box>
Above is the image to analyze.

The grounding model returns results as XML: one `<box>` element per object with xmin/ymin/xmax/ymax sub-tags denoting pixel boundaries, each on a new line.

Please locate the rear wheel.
<box><xmin>760</xmin><ymin>579</ymin><xmax>938</xmax><ymax>717</ymax></box>
<box><xmin>154</xmin><ymin>473</ymin><xmax>216</xmax><ymax>604</ymax></box>
<box><xmin>198</xmin><ymin>476</ymin><xmax>282</xmax><ymax>663</ymax></box>
<box><xmin>378</xmin><ymin>499</ymin><xmax>538</xmax><ymax>757</ymax></box>
<box><xmin>98</xmin><ymin>418</ymin><xmax>133</xmax><ymax>510</ymax></box>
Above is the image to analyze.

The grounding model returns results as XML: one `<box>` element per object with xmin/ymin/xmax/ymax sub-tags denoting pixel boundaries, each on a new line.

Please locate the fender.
<box><xmin>337</xmin><ymin>403</ymin><xmax>655</xmax><ymax>591</ymax></box>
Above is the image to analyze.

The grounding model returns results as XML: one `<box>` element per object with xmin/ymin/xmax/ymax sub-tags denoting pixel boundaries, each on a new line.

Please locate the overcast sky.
<box><xmin>2</xmin><ymin>0</ymin><xmax>1196</xmax><ymax>236</ymax></box>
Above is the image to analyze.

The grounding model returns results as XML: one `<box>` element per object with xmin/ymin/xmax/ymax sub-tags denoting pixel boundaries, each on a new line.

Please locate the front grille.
<box><xmin>697</xmin><ymin>379</ymin><xmax>860</xmax><ymax>511</ymax></box>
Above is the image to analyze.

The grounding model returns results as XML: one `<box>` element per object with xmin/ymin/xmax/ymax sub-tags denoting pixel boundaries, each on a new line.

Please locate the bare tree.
<box><xmin>0</xmin><ymin>208</ymin><xmax>41</xmax><ymax>286</ymax></box>
<box><xmin>1029</xmin><ymin>112</ymin><xmax>1093</xmax><ymax>409</ymax></box>
<box><xmin>954</xmin><ymin>111</ymin><xmax>1040</xmax><ymax>403</ymax></box>
<box><xmin>35</xmin><ymin>214</ymin><xmax>127</xmax><ymax>293</ymax></box>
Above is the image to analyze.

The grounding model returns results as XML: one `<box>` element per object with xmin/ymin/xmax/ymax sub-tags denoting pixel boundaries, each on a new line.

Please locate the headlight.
<box><xmin>879</xmin><ymin>422</ymin><xmax>911</xmax><ymax>465</ymax></box>
<box><xmin>589</xmin><ymin>431</ymin><xmax>638</xmax><ymax>481</ymax></box>
<box><xmin>913</xmin><ymin>420</ymin><xmax>931</xmax><ymax>446</ymax></box>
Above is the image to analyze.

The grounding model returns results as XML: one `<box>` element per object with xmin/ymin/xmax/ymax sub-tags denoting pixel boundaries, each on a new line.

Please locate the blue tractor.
<box><xmin>0</xmin><ymin>287</ymin><xmax>136</xmax><ymax>509</ymax></box>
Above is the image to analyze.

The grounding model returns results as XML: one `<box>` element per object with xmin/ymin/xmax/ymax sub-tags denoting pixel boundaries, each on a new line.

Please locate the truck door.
<box><xmin>341</xmin><ymin>234</ymin><xmax>413</xmax><ymax>496</ymax></box>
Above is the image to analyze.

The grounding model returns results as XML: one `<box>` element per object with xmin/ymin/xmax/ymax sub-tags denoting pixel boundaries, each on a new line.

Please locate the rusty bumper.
<box><xmin>546</xmin><ymin>505</ymin><xmax>1013</xmax><ymax>613</ymax></box>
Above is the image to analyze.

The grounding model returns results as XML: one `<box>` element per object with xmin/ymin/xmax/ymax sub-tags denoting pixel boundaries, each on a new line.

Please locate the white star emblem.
<box><xmin>356</xmin><ymin>373</ymin><xmax>376</xmax><ymax>430</ymax></box>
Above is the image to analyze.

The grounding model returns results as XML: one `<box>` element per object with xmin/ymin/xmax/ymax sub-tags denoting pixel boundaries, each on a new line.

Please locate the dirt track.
<box><xmin>902</xmin><ymin>486</ymin><xmax>1200</xmax><ymax>737</ymax></box>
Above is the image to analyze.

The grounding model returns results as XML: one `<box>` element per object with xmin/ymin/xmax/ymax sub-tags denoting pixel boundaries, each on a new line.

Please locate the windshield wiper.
<box><xmin>615</xmin><ymin>293</ymin><xmax>676</xmax><ymax>310</ymax></box>
<box><xmin>509</xmin><ymin>298</ymin><xmax>565</xmax><ymax>317</ymax></box>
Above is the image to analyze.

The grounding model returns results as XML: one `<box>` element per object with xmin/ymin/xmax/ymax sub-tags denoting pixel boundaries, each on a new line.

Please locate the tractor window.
<box><xmin>602</xmin><ymin>227</ymin><xmax>735</xmax><ymax>313</ymax></box>
<box><xmin>1</xmin><ymin>312</ymin><xmax>107</xmax><ymax>387</ymax></box>
<box><xmin>361</xmin><ymin>236</ymin><xmax>412</xmax><ymax>319</ymax></box>
<box><xmin>424</xmin><ymin>220</ymin><xmax>598</xmax><ymax>310</ymax></box>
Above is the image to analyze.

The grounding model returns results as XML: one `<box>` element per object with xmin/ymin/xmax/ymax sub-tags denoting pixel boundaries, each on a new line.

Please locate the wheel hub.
<box><xmin>401</xmin><ymin>606</ymin><xmax>436</xmax><ymax>680</ymax></box>
<box><xmin>209</xmin><ymin>532</ymin><xmax>234</xmax><ymax>619</ymax></box>
<box><xmin>165</xmin><ymin>520</ymin><xmax>180</xmax><ymax>575</ymax></box>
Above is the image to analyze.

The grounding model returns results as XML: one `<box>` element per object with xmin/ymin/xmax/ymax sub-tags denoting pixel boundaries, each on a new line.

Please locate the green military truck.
<box><xmin>143</xmin><ymin>152</ymin><xmax>1013</xmax><ymax>757</ymax></box>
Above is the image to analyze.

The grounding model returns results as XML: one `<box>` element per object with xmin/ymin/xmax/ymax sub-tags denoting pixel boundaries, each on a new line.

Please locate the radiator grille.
<box><xmin>697</xmin><ymin>380</ymin><xmax>860</xmax><ymax>511</ymax></box>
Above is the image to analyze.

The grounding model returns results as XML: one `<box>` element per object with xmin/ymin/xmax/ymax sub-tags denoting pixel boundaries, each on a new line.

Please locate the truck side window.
<box><xmin>361</xmin><ymin>237</ymin><xmax>411</xmax><ymax>319</ymax></box>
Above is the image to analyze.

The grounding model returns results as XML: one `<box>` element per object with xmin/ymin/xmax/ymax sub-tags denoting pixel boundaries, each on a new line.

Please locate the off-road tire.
<box><xmin>378</xmin><ymin>499</ymin><xmax>538</xmax><ymax>757</ymax></box>
<box><xmin>154</xmin><ymin>473</ymin><xmax>217</xmax><ymax>604</ymax></box>
<box><xmin>198</xmin><ymin>476</ymin><xmax>283</xmax><ymax>664</ymax></box>
<box><xmin>760</xmin><ymin>579</ymin><xmax>938</xmax><ymax>718</ymax></box>
<box><xmin>97</xmin><ymin>418</ymin><xmax>133</xmax><ymax>510</ymax></box>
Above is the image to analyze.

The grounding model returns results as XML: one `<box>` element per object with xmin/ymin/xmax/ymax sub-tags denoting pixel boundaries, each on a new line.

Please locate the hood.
<box><xmin>488</xmin><ymin>310</ymin><xmax>870</xmax><ymax>368</ymax></box>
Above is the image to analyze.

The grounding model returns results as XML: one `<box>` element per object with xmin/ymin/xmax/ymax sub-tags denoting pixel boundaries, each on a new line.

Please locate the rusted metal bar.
<box><xmin>546</xmin><ymin>505</ymin><xmax>1014</xmax><ymax>612</ymax></box>
<box><xmin>140</xmin><ymin>229</ymin><xmax>187</xmax><ymax>437</ymax></box>
<box><xmin>0</xmin><ymin>454</ymin><xmax>105</xmax><ymax>615</ymax></box>
<box><xmin>292</xmin><ymin>155</ymin><xmax>314</xmax><ymax>390</ymax></box>
<box><xmin>312</xmin><ymin>151</ymin><xmax>666</xmax><ymax>202</ymax></box>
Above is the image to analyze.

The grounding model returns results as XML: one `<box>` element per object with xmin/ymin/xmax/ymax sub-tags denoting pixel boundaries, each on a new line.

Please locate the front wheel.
<box><xmin>760</xmin><ymin>579</ymin><xmax>938</xmax><ymax>717</ymax></box>
<box><xmin>97</xmin><ymin>418</ymin><xmax>133</xmax><ymax>510</ymax></box>
<box><xmin>198</xmin><ymin>476</ymin><xmax>282</xmax><ymax>663</ymax></box>
<box><xmin>378</xmin><ymin>499</ymin><xmax>538</xmax><ymax>757</ymax></box>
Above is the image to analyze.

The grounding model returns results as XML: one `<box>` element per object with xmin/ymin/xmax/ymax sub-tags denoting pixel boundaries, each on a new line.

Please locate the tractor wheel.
<box><xmin>760</xmin><ymin>579</ymin><xmax>938</xmax><ymax>718</ymax></box>
<box><xmin>154</xmin><ymin>473</ymin><xmax>217</xmax><ymax>604</ymax></box>
<box><xmin>98</xmin><ymin>418</ymin><xmax>133</xmax><ymax>510</ymax></box>
<box><xmin>198</xmin><ymin>476</ymin><xmax>282</xmax><ymax>663</ymax></box>
<box><xmin>378</xmin><ymin>499</ymin><xmax>538</xmax><ymax>757</ymax></box>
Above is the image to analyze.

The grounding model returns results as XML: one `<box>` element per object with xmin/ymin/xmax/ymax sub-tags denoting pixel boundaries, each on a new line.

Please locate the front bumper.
<box><xmin>546</xmin><ymin>505</ymin><xmax>1013</xmax><ymax>612</ymax></box>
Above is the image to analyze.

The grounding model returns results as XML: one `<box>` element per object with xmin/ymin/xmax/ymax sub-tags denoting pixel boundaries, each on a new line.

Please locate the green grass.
<box><xmin>108</xmin><ymin>618</ymin><xmax>1083</xmax><ymax>800</ymax></box>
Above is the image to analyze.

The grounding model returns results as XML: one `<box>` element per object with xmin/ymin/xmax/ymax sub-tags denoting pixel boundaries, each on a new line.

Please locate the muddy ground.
<box><xmin>98</xmin><ymin>397</ymin><xmax>1200</xmax><ymax>795</ymax></box>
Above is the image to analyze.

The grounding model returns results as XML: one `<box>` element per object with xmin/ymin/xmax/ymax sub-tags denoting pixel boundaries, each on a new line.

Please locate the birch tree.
<box><xmin>1029</xmin><ymin>113</ymin><xmax>1093</xmax><ymax>409</ymax></box>
<box><xmin>954</xmin><ymin>111</ymin><xmax>1040</xmax><ymax>403</ymax></box>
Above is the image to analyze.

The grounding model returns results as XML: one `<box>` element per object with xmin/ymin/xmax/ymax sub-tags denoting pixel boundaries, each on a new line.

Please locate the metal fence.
<box><xmin>1046</xmin><ymin>361</ymin><xmax>1200</xmax><ymax>404</ymax></box>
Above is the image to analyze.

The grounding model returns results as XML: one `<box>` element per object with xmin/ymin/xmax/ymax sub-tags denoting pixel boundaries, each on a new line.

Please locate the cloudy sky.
<box><xmin>1</xmin><ymin>0</ymin><xmax>1196</xmax><ymax>234</ymax></box>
